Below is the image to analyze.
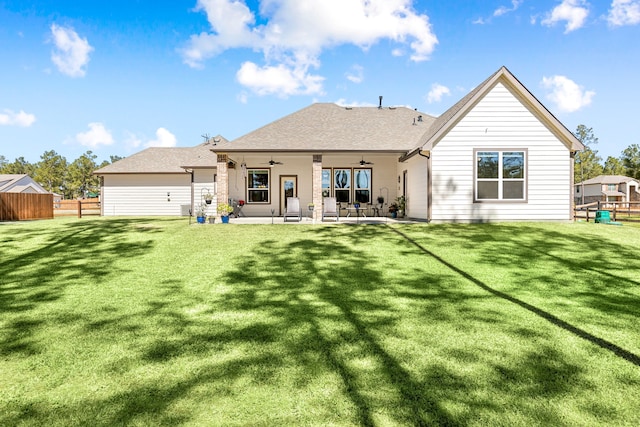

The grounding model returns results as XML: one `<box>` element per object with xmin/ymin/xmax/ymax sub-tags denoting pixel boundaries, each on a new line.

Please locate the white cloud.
<box><xmin>0</xmin><ymin>109</ymin><xmax>36</xmax><ymax>127</ymax></box>
<box><xmin>541</xmin><ymin>0</ymin><xmax>590</xmax><ymax>33</ymax></box>
<box><xmin>494</xmin><ymin>0</ymin><xmax>523</xmax><ymax>17</ymax></box>
<box><xmin>541</xmin><ymin>75</ymin><xmax>595</xmax><ymax>112</ymax></box>
<box><xmin>335</xmin><ymin>99</ymin><xmax>376</xmax><ymax>107</ymax></box>
<box><xmin>608</xmin><ymin>0</ymin><xmax>640</xmax><ymax>26</ymax></box>
<box><xmin>345</xmin><ymin>65</ymin><xmax>364</xmax><ymax>84</ymax></box>
<box><xmin>236</xmin><ymin>61</ymin><xmax>324</xmax><ymax>97</ymax></box>
<box><xmin>50</xmin><ymin>24</ymin><xmax>93</xmax><ymax>77</ymax></box>
<box><xmin>474</xmin><ymin>1</ymin><xmax>522</xmax><ymax>25</ymax></box>
<box><xmin>182</xmin><ymin>0</ymin><xmax>438</xmax><ymax>96</ymax></box>
<box><xmin>146</xmin><ymin>128</ymin><xmax>177</xmax><ymax>147</ymax></box>
<box><xmin>426</xmin><ymin>83</ymin><xmax>450</xmax><ymax>104</ymax></box>
<box><xmin>75</xmin><ymin>123</ymin><xmax>114</xmax><ymax>148</ymax></box>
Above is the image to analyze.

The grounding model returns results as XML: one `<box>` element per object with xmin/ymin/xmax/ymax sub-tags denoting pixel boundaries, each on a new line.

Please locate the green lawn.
<box><xmin>1</xmin><ymin>218</ymin><xmax>639</xmax><ymax>426</ymax></box>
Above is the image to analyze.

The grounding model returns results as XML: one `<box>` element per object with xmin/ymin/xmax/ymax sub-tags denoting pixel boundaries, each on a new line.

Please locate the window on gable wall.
<box><xmin>475</xmin><ymin>150</ymin><xmax>526</xmax><ymax>201</ymax></box>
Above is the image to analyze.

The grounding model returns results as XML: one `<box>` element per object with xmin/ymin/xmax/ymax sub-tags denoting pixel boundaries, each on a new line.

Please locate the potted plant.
<box><xmin>388</xmin><ymin>202</ymin><xmax>398</xmax><ymax>218</ymax></box>
<box><xmin>395</xmin><ymin>195</ymin><xmax>406</xmax><ymax>218</ymax></box>
<box><xmin>307</xmin><ymin>202</ymin><xmax>315</xmax><ymax>211</ymax></box>
<box><xmin>203</xmin><ymin>192</ymin><xmax>214</xmax><ymax>205</ymax></box>
<box><xmin>195</xmin><ymin>203</ymin><xmax>208</xmax><ymax>224</ymax></box>
<box><xmin>217</xmin><ymin>202</ymin><xmax>234</xmax><ymax>223</ymax></box>
<box><xmin>377</xmin><ymin>196</ymin><xmax>384</xmax><ymax>204</ymax></box>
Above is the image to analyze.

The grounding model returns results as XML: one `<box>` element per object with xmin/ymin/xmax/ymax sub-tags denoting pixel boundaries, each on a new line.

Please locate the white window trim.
<box><xmin>474</xmin><ymin>148</ymin><xmax>528</xmax><ymax>203</ymax></box>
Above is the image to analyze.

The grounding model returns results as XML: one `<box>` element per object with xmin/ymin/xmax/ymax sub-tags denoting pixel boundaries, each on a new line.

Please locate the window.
<box><xmin>247</xmin><ymin>169</ymin><xmax>270</xmax><ymax>203</ymax></box>
<box><xmin>322</xmin><ymin>169</ymin><xmax>331</xmax><ymax>197</ymax></box>
<box><xmin>334</xmin><ymin>169</ymin><xmax>351</xmax><ymax>203</ymax></box>
<box><xmin>354</xmin><ymin>169</ymin><xmax>371</xmax><ymax>203</ymax></box>
<box><xmin>475</xmin><ymin>150</ymin><xmax>526</xmax><ymax>201</ymax></box>
<box><xmin>607</xmin><ymin>184</ymin><xmax>617</xmax><ymax>191</ymax></box>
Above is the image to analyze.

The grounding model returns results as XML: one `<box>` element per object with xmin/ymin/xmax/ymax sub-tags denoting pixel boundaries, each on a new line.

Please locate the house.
<box><xmin>0</xmin><ymin>174</ymin><xmax>49</xmax><ymax>194</ymax></box>
<box><xmin>95</xmin><ymin>66</ymin><xmax>583</xmax><ymax>222</ymax></box>
<box><xmin>575</xmin><ymin>175</ymin><xmax>640</xmax><ymax>205</ymax></box>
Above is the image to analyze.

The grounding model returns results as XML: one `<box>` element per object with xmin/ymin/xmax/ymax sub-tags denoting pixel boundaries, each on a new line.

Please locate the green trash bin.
<box><xmin>595</xmin><ymin>210</ymin><xmax>610</xmax><ymax>223</ymax></box>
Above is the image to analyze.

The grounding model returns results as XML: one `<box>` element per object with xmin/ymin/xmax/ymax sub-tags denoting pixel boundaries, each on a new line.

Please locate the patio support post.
<box><xmin>312</xmin><ymin>154</ymin><xmax>322</xmax><ymax>221</ymax></box>
<box><xmin>217</xmin><ymin>153</ymin><xmax>229</xmax><ymax>217</ymax></box>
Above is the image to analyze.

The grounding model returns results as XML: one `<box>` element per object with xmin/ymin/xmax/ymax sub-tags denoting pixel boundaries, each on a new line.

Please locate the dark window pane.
<box><xmin>478</xmin><ymin>181</ymin><xmax>498</xmax><ymax>199</ymax></box>
<box><xmin>335</xmin><ymin>189</ymin><xmax>350</xmax><ymax>203</ymax></box>
<box><xmin>248</xmin><ymin>190</ymin><xmax>268</xmax><ymax>203</ymax></box>
<box><xmin>355</xmin><ymin>190</ymin><xmax>370</xmax><ymax>203</ymax></box>
<box><xmin>503</xmin><ymin>181</ymin><xmax>524</xmax><ymax>199</ymax></box>
<box><xmin>477</xmin><ymin>152</ymin><xmax>498</xmax><ymax>178</ymax></box>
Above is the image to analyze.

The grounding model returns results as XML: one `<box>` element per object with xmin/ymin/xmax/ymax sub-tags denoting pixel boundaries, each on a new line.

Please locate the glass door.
<box><xmin>280</xmin><ymin>176</ymin><xmax>297</xmax><ymax>215</ymax></box>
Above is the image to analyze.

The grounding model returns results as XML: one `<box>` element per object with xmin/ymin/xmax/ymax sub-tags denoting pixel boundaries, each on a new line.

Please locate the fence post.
<box><xmin>613</xmin><ymin>203</ymin><xmax>617</xmax><ymax>221</ymax></box>
<box><xmin>77</xmin><ymin>200</ymin><xmax>82</xmax><ymax>218</ymax></box>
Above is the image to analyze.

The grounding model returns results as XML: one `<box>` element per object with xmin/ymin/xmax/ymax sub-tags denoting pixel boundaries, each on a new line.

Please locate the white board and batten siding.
<box><xmin>430</xmin><ymin>82</ymin><xmax>573</xmax><ymax>222</ymax></box>
<box><xmin>102</xmin><ymin>174</ymin><xmax>192</xmax><ymax>216</ymax></box>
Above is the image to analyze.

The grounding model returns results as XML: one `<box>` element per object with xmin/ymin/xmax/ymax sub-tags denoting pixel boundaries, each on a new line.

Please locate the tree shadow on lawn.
<box><xmin>0</xmin><ymin>218</ymin><xmax>164</xmax><ymax>356</ymax></box>
<box><xmin>389</xmin><ymin>225</ymin><xmax>640</xmax><ymax>367</ymax></box>
<box><xmin>213</xmin><ymin>225</ymin><xmax>466</xmax><ymax>426</ymax></box>
<box><xmin>5</xmin><ymin>222</ymin><xmax>638</xmax><ymax>426</ymax></box>
<box><xmin>436</xmin><ymin>223</ymin><xmax>640</xmax><ymax>341</ymax></box>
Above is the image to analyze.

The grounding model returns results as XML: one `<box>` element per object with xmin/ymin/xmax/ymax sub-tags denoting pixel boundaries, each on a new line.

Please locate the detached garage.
<box><xmin>94</xmin><ymin>141</ymin><xmax>221</xmax><ymax>216</ymax></box>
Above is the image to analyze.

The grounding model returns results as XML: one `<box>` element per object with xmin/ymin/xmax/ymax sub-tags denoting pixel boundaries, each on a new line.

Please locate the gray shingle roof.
<box><xmin>579</xmin><ymin>175</ymin><xmax>638</xmax><ymax>185</ymax></box>
<box><xmin>94</xmin><ymin>139</ymin><xmax>225</xmax><ymax>174</ymax></box>
<box><xmin>214</xmin><ymin>103</ymin><xmax>435</xmax><ymax>153</ymax></box>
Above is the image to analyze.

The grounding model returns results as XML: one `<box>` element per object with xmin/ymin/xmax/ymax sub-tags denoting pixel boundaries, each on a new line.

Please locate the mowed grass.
<box><xmin>1</xmin><ymin>218</ymin><xmax>639</xmax><ymax>426</ymax></box>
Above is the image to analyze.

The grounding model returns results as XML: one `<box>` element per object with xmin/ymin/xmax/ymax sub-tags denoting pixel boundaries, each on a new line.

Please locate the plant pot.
<box><xmin>208</xmin><ymin>217</ymin><xmax>215</xmax><ymax>224</ymax></box>
<box><xmin>221</xmin><ymin>215</ymin><xmax>229</xmax><ymax>224</ymax></box>
<box><xmin>197</xmin><ymin>216</ymin><xmax>206</xmax><ymax>224</ymax></box>
<box><xmin>205</xmin><ymin>200</ymin><xmax>212</xmax><ymax>205</ymax></box>
<box><xmin>391</xmin><ymin>212</ymin><xmax>397</xmax><ymax>219</ymax></box>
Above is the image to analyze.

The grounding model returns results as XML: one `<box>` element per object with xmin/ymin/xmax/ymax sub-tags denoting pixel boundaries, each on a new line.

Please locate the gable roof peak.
<box><xmin>408</xmin><ymin>65</ymin><xmax>583</xmax><ymax>156</ymax></box>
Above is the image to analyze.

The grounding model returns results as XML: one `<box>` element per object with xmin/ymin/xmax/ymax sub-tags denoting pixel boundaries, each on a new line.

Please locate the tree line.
<box><xmin>0</xmin><ymin>151</ymin><xmax>123</xmax><ymax>199</ymax></box>
<box><xmin>574</xmin><ymin>124</ymin><xmax>640</xmax><ymax>183</ymax></box>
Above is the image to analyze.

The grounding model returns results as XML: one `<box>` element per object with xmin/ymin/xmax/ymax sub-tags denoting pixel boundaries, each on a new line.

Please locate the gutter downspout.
<box><xmin>418</xmin><ymin>150</ymin><xmax>431</xmax><ymax>223</ymax></box>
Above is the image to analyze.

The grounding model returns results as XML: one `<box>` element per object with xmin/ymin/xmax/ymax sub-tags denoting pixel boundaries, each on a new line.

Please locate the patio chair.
<box><xmin>283</xmin><ymin>197</ymin><xmax>302</xmax><ymax>222</ymax></box>
<box><xmin>322</xmin><ymin>197</ymin><xmax>339</xmax><ymax>221</ymax></box>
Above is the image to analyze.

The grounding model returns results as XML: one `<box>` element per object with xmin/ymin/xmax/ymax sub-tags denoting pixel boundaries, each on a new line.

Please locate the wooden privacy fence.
<box><xmin>574</xmin><ymin>201</ymin><xmax>640</xmax><ymax>222</ymax></box>
<box><xmin>0</xmin><ymin>193</ymin><xmax>54</xmax><ymax>221</ymax></box>
<box><xmin>54</xmin><ymin>198</ymin><xmax>101</xmax><ymax>218</ymax></box>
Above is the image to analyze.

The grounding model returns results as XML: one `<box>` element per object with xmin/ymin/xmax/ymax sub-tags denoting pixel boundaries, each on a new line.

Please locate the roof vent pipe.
<box><xmin>378</xmin><ymin>96</ymin><xmax>383</xmax><ymax>109</ymax></box>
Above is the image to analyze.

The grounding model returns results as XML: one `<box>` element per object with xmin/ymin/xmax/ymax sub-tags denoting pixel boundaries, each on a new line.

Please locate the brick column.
<box><xmin>217</xmin><ymin>153</ymin><xmax>229</xmax><ymax>217</ymax></box>
<box><xmin>312</xmin><ymin>154</ymin><xmax>322</xmax><ymax>221</ymax></box>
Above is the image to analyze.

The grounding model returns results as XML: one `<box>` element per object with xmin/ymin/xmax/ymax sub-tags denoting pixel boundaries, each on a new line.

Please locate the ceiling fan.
<box><xmin>354</xmin><ymin>157</ymin><xmax>374</xmax><ymax>166</ymax></box>
<box><xmin>263</xmin><ymin>158</ymin><xmax>283</xmax><ymax>167</ymax></box>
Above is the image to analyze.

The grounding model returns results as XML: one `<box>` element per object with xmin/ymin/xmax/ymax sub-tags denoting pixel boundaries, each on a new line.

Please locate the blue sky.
<box><xmin>1</xmin><ymin>0</ymin><xmax>639</xmax><ymax>164</ymax></box>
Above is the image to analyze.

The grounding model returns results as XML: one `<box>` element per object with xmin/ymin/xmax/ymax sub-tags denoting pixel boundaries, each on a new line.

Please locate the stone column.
<box><xmin>312</xmin><ymin>154</ymin><xmax>322</xmax><ymax>221</ymax></box>
<box><xmin>217</xmin><ymin>153</ymin><xmax>229</xmax><ymax>217</ymax></box>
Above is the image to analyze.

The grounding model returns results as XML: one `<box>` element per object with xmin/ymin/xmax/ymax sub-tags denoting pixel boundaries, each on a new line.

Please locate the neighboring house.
<box><xmin>94</xmin><ymin>139</ymin><xmax>224</xmax><ymax>216</ymax></box>
<box><xmin>95</xmin><ymin>66</ymin><xmax>583</xmax><ymax>222</ymax></box>
<box><xmin>0</xmin><ymin>174</ymin><xmax>49</xmax><ymax>194</ymax></box>
<box><xmin>575</xmin><ymin>175</ymin><xmax>640</xmax><ymax>205</ymax></box>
